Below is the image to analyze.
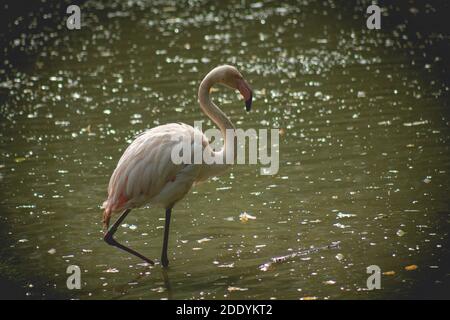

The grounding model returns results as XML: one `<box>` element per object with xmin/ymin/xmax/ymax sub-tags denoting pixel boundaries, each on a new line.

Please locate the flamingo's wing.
<box><xmin>103</xmin><ymin>123</ymin><xmax>199</xmax><ymax>214</ymax></box>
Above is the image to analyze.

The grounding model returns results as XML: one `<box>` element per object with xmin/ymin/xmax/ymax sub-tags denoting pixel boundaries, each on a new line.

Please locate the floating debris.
<box><xmin>323</xmin><ymin>280</ymin><xmax>336</xmax><ymax>285</ymax></box>
<box><xmin>357</xmin><ymin>91</ymin><xmax>366</xmax><ymax>98</ymax></box>
<box><xmin>383</xmin><ymin>271</ymin><xmax>396</xmax><ymax>276</ymax></box>
<box><xmin>48</xmin><ymin>248</ymin><xmax>56</xmax><ymax>254</ymax></box>
<box><xmin>335</xmin><ymin>253</ymin><xmax>344</xmax><ymax>261</ymax></box>
<box><xmin>423</xmin><ymin>177</ymin><xmax>431</xmax><ymax>184</ymax></box>
<box><xmin>396</xmin><ymin>229</ymin><xmax>406</xmax><ymax>237</ymax></box>
<box><xmin>259</xmin><ymin>241</ymin><xmax>340</xmax><ymax>271</ymax></box>
<box><xmin>336</xmin><ymin>212</ymin><xmax>356</xmax><ymax>219</ymax></box>
<box><xmin>216</xmin><ymin>186</ymin><xmax>232</xmax><ymax>191</ymax></box>
<box><xmin>228</xmin><ymin>286</ymin><xmax>248</xmax><ymax>292</ymax></box>
<box><xmin>218</xmin><ymin>263</ymin><xmax>235</xmax><ymax>268</ymax></box>
<box><xmin>301</xmin><ymin>296</ymin><xmax>318</xmax><ymax>300</ymax></box>
<box><xmin>405</xmin><ymin>265</ymin><xmax>418</xmax><ymax>271</ymax></box>
<box><xmin>82</xmin><ymin>249</ymin><xmax>93</xmax><ymax>253</ymax></box>
<box><xmin>403</xmin><ymin>120</ymin><xmax>428</xmax><ymax>127</ymax></box>
<box><xmin>136</xmin><ymin>262</ymin><xmax>152</xmax><ymax>267</ymax></box>
<box><xmin>239</xmin><ymin>212</ymin><xmax>256</xmax><ymax>222</ymax></box>
<box><xmin>105</xmin><ymin>268</ymin><xmax>119</xmax><ymax>273</ymax></box>
<box><xmin>121</xmin><ymin>223</ymin><xmax>137</xmax><ymax>230</ymax></box>
<box><xmin>333</xmin><ymin>223</ymin><xmax>350</xmax><ymax>229</ymax></box>
<box><xmin>197</xmin><ymin>237</ymin><xmax>211</xmax><ymax>244</ymax></box>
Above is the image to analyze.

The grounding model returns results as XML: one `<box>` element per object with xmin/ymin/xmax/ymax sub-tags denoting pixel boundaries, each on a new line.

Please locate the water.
<box><xmin>0</xmin><ymin>0</ymin><xmax>449</xmax><ymax>299</ymax></box>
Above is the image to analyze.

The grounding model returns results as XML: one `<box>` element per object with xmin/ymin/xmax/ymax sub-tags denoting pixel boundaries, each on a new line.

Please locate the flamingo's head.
<box><xmin>213</xmin><ymin>65</ymin><xmax>253</xmax><ymax>112</ymax></box>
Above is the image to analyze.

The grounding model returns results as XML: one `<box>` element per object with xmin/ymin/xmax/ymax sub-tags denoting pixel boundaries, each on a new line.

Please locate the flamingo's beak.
<box><xmin>237</xmin><ymin>78</ymin><xmax>253</xmax><ymax>112</ymax></box>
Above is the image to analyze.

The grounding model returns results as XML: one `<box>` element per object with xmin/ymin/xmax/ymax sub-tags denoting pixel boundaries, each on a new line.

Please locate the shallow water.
<box><xmin>0</xmin><ymin>1</ymin><xmax>449</xmax><ymax>299</ymax></box>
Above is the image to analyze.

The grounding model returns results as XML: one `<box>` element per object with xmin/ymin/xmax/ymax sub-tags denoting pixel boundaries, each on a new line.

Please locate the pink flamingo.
<box><xmin>102</xmin><ymin>65</ymin><xmax>253</xmax><ymax>267</ymax></box>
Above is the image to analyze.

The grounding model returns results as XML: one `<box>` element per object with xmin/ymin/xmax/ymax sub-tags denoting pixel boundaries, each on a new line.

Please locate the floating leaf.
<box><xmin>405</xmin><ymin>265</ymin><xmax>418</xmax><ymax>271</ymax></box>
<box><xmin>383</xmin><ymin>271</ymin><xmax>396</xmax><ymax>276</ymax></box>
<box><xmin>301</xmin><ymin>296</ymin><xmax>318</xmax><ymax>300</ymax></box>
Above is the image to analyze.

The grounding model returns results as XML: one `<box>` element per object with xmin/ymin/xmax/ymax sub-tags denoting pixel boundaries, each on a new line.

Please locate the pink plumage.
<box><xmin>101</xmin><ymin>65</ymin><xmax>253</xmax><ymax>267</ymax></box>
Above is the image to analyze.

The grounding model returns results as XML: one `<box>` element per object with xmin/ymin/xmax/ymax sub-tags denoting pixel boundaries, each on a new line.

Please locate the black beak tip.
<box><xmin>245</xmin><ymin>95</ymin><xmax>252</xmax><ymax>112</ymax></box>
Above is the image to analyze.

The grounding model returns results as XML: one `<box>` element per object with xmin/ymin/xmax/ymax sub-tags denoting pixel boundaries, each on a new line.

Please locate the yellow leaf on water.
<box><xmin>383</xmin><ymin>271</ymin><xmax>396</xmax><ymax>276</ymax></box>
<box><xmin>405</xmin><ymin>265</ymin><xmax>418</xmax><ymax>271</ymax></box>
<box><xmin>301</xmin><ymin>296</ymin><xmax>318</xmax><ymax>300</ymax></box>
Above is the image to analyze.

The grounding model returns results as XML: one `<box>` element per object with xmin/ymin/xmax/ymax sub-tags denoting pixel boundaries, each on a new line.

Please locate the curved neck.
<box><xmin>198</xmin><ymin>75</ymin><xmax>235</xmax><ymax>134</ymax></box>
<box><xmin>198</xmin><ymin>73</ymin><xmax>236</xmax><ymax>162</ymax></box>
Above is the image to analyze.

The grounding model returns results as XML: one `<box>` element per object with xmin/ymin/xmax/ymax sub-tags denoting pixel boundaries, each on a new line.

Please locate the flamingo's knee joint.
<box><xmin>103</xmin><ymin>233</ymin><xmax>116</xmax><ymax>246</ymax></box>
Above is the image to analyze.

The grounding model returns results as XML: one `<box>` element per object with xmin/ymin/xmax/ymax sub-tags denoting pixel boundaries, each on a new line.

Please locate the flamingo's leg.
<box><xmin>161</xmin><ymin>207</ymin><xmax>172</xmax><ymax>268</ymax></box>
<box><xmin>103</xmin><ymin>209</ymin><xmax>155</xmax><ymax>265</ymax></box>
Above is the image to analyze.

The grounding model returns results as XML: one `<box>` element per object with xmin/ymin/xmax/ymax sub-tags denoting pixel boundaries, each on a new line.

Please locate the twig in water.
<box><xmin>259</xmin><ymin>241</ymin><xmax>341</xmax><ymax>271</ymax></box>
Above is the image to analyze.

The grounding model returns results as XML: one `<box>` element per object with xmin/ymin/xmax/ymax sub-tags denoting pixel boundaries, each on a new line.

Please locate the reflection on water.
<box><xmin>0</xmin><ymin>1</ymin><xmax>449</xmax><ymax>299</ymax></box>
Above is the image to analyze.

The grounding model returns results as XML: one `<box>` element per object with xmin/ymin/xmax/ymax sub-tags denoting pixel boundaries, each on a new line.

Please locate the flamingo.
<box><xmin>102</xmin><ymin>65</ymin><xmax>253</xmax><ymax>267</ymax></box>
